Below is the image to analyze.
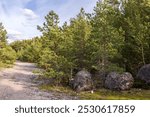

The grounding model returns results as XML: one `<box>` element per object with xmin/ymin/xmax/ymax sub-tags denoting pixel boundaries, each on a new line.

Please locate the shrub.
<box><xmin>0</xmin><ymin>46</ymin><xmax>16</xmax><ymax>64</ymax></box>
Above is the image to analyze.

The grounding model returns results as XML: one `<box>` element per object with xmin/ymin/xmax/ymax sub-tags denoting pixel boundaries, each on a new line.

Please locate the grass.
<box><xmin>32</xmin><ymin>69</ymin><xmax>43</xmax><ymax>75</ymax></box>
<box><xmin>79</xmin><ymin>88</ymin><xmax>150</xmax><ymax>100</ymax></box>
<box><xmin>39</xmin><ymin>85</ymin><xmax>77</xmax><ymax>96</ymax></box>
<box><xmin>39</xmin><ymin>85</ymin><xmax>150</xmax><ymax>100</ymax></box>
<box><xmin>0</xmin><ymin>62</ymin><xmax>13</xmax><ymax>69</ymax></box>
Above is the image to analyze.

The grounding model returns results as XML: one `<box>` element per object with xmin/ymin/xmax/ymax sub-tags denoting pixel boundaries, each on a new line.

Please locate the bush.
<box><xmin>0</xmin><ymin>46</ymin><xmax>16</xmax><ymax>64</ymax></box>
<box><xmin>38</xmin><ymin>48</ymin><xmax>72</xmax><ymax>85</ymax></box>
<box><xmin>133</xmin><ymin>79</ymin><xmax>150</xmax><ymax>89</ymax></box>
<box><xmin>17</xmin><ymin>41</ymin><xmax>42</xmax><ymax>62</ymax></box>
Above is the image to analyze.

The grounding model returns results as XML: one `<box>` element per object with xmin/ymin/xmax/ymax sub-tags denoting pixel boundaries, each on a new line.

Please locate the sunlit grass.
<box><xmin>79</xmin><ymin>88</ymin><xmax>150</xmax><ymax>100</ymax></box>
<box><xmin>32</xmin><ymin>69</ymin><xmax>43</xmax><ymax>75</ymax></box>
<box><xmin>39</xmin><ymin>85</ymin><xmax>150</xmax><ymax>100</ymax></box>
<box><xmin>0</xmin><ymin>62</ymin><xmax>13</xmax><ymax>69</ymax></box>
<box><xmin>39</xmin><ymin>85</ymin><xmax>77</xmax><ymax>96</ymax></box>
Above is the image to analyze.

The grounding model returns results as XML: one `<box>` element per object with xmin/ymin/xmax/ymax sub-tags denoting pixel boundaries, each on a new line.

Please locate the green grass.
<box><xmin>79</xmin><ymin>89</ymin><xmax>150</xmax><ymax>100</ymax></box>
<box><xmin>39</xmin><ymin>85</ymin><xmax>150</xmax><ymax>100</ymax></box>
<box><xmin>39</xmin><ymin>85</ymin><xmax>77</xmax><ymax>96</ymax></box>
<box><xmin>0</xmin><ymin>62</ymin><xmax>13</xmax><ymax>69</ymax></box>
<box><xmin>32</xmin><ymin>69</ymin><xmax>43</xmax><ymax>75</ymax></box>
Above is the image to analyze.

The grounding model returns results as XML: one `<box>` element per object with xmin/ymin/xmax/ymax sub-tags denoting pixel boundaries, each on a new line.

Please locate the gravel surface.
<box><xmin>0</xmin><ymin>61</ymin><xmax>78</xmax><ymax>100</ymax></box>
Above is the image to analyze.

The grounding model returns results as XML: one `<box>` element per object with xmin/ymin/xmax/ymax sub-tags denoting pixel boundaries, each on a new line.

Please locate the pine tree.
<box><xmin>0</xmin><ymin>23</ymin><xmax>7</xmax><ymax>48</ymax></box>
<box><xmin>119</xmin><ymin>0</ymin><xmax>150</xmax><ymax>75</ymax></box>
<box><xmin>69</xmin><ymin>8</ymin><xmax>93</xmax><ymax>70</ymax></box>
<box><xmin>91</xmin><ymin>0</ymin><xmax>124</xmax><ymax>74</ymax></box>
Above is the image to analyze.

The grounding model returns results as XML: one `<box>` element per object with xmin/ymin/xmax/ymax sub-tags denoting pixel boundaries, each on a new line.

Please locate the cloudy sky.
<box><xmin>0</xmin><ymin>0</ymin><xmax>97</xmax><ymax>42</ymax></box>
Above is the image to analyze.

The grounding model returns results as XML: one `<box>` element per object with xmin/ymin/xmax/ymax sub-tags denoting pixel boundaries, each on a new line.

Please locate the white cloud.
<box><xmin>7</xmin><ymin>29</ymin><xmax>22</xmax><ymax>35</ymax></box>
<box><xmin>0</xmin><ymin>0</ymin><xmax>97</xmax><ymax>42</ymax></box>
<box><xmin>7</xmin><ymin>29</ymin><xmax>22</xmax><ymax>39</ymax></box>
<box><xmin>7</xmin><ymin>28</ymin><xmax>40</xmax><ymax>43</ymax></box>
<box><xmin>7</xmin><ymin>29</ymin><xmax>24</xmax><ymax>43</ymax></box>
<box><xmin>22</xmin><ymin>8</ymin><xmax>38</xmax><ymax>20</ymax></box>
<box><xmin>0</xmin><ymin>0</ymin><xmax>40</xmax><ymax>42</ymax></box>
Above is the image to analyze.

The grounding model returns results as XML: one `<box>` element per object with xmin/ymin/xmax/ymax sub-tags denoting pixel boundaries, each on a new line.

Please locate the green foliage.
<box><xmin>91</xmin><ymin>1</ymin><xmax>124</xmax><ymax>73</ymax></box>
<box><xmin>39</xmin><ymin>49</ymin><xmax>63</xmax><ymax>78</ymax></box>
<box><xmin>119</xmin><ymin>0</ymin><xmax>150</xmax><ymax>75</ymax></box>
<box><xmin>0</xmin><ymin>22</ymin><xmax>7</xmax><ymax>48</ymax></box>
<box><xmin>37</xmin><ymin>11</ymin><xmax>73</xmax><ymax>84</ymax></box>
<box><xmin>11</xmin><ymin>38</ymin><xmax>42</xmax><ymax>62</ymax></box>
<box><xmin>68</xmin><ymin>8</ymin><xmax>93</xmax><ymax>70</ymax></box>
<box><xmin>0</xmin><ymin>46</ymin><xmax>16</xmax><ymax>64</ymax></box>
<box><xmin>0</xmin><ymin>23</ymin><xmax>16</xmax><ymax>67</ymax></box>
<box><xmin>10</xmin><ymin>0</ymin><xmax>150</xmax><ymax>87</ymax></box>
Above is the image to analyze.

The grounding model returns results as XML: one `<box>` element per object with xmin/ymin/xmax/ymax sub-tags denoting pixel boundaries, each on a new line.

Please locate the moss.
<box><xmin>79</xmin><ymin>88</ymin><xmax>150</xmax><ymax>100</ymax></box>
<box><xmin>39</xmin><ymin>85</ymin><xmax>77</xmax><ymax>96</ymax></box>
<box><xmin>39</xmin><ymin>85</ymin><xmax>150</xmax><ymax>100</ymax></box>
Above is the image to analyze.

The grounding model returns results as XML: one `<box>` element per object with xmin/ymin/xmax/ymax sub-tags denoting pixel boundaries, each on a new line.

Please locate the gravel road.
<box><xmin>0</xmin><ymin>61</ymin><xmax>78</xmax><ymax>100</ymax></box>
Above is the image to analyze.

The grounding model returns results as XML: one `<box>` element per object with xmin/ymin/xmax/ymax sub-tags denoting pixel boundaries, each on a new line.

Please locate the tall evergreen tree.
<box><xmin>69</xmin><ymin>8</ymin><xmax>93</xmax><ymax>70</ymax></box>
<box><xmin>0</xmin><ymin>22</ymin><xmax>16</xmax><ymax>66</ymax></box>
<box><xmin>91</xmin><ymin>0</ymin><xmax>124</xmax><ymax>74</ymax></box>
<box><xmin>119</xmin><ymin>0</ymin><xmax>150</xmax><ymax>75</ymax></box>
<box><xmin>0</xmin><ymin>23</ymin><xmax>7</xmax><ymax>48</ymax></box>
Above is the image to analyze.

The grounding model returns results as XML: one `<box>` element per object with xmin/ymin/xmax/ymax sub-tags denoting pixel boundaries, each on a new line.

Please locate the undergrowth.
<box><xmin>39</xmin><ymin>85</ymin><xmax>150</xmax><ymax>100</ymax></box>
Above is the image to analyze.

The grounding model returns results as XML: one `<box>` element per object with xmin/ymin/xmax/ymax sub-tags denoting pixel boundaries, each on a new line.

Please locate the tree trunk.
<box><xmin>141</xmin><ymin>44</ymin><xmax>146</xmax><ymax>65</ymax></box>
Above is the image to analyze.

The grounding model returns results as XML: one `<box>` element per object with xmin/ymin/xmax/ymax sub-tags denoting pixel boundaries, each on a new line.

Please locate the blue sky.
<box><xmin>0</xmin><ymin>0</ymin><xmax>97</xmax><ymax>42</ymax></box>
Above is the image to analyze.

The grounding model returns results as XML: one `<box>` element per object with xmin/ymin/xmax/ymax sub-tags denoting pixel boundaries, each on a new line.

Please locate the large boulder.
<box><xmin>105</xmin><ymin>72</ymin><xmax>134</xmax><ymax>90</ymax></box>
<box><xmin>104</xmin><ymin>72</ymin><xmax>119</xmax><ymax>90</ymax></box>
<box><xmin>70</xmin><ymin>70</ymin><xmax>93</xmax><ymax>92</ymax></box>
<box><xmin>118</xmin><ymin>72</ymin><xmax>134</xmax><ymax>90</ymax></box>
<box><xmin>137</xmin><ymin>64</ymin><xmax>150</xmax><ymax>84</ymax></box>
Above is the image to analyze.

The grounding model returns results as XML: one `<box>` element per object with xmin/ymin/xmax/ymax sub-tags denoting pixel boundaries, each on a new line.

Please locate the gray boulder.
<box><xmin>105</xmin><ymin>72</ymin><xmax>134</xmax><ymax>90</ymax></box>
<box><xmin>70</xmin><ymin>70</ymin><xmax>93</xmax><ymax>92</ymax></box>
<box><xmin>118</xmin><ymin>72</ymin><xmax>134</xmax><ymax>90</ymax></box>
<box><xmin>105</xmin><ymin>72</ymin><xmax>119</xmax><ymax>90</ymax></box>
<box><xmin>137</xmin><ymin>64</ymin><xmax>150</xmax><ymax>84</ymax></box>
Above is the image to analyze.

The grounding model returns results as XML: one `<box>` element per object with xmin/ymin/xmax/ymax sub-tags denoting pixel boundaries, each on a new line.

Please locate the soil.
<box><xmin>0</xmin><ymin>61</ymin><xmax>78</xmax><ymax>100</ymax></box>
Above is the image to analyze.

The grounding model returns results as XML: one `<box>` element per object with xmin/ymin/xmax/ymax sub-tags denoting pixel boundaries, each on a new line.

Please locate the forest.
<box><xmin>0</xmin><ymin>0</ymin><xmax>150</xmax><ymax>99</ymax></box>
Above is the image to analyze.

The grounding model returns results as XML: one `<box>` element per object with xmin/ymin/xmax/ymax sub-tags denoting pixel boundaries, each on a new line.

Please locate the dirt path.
<box><xmin>0</xmin><ymin>61</ymin><xmax>77</xmax><ymax>100</ymax></box>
